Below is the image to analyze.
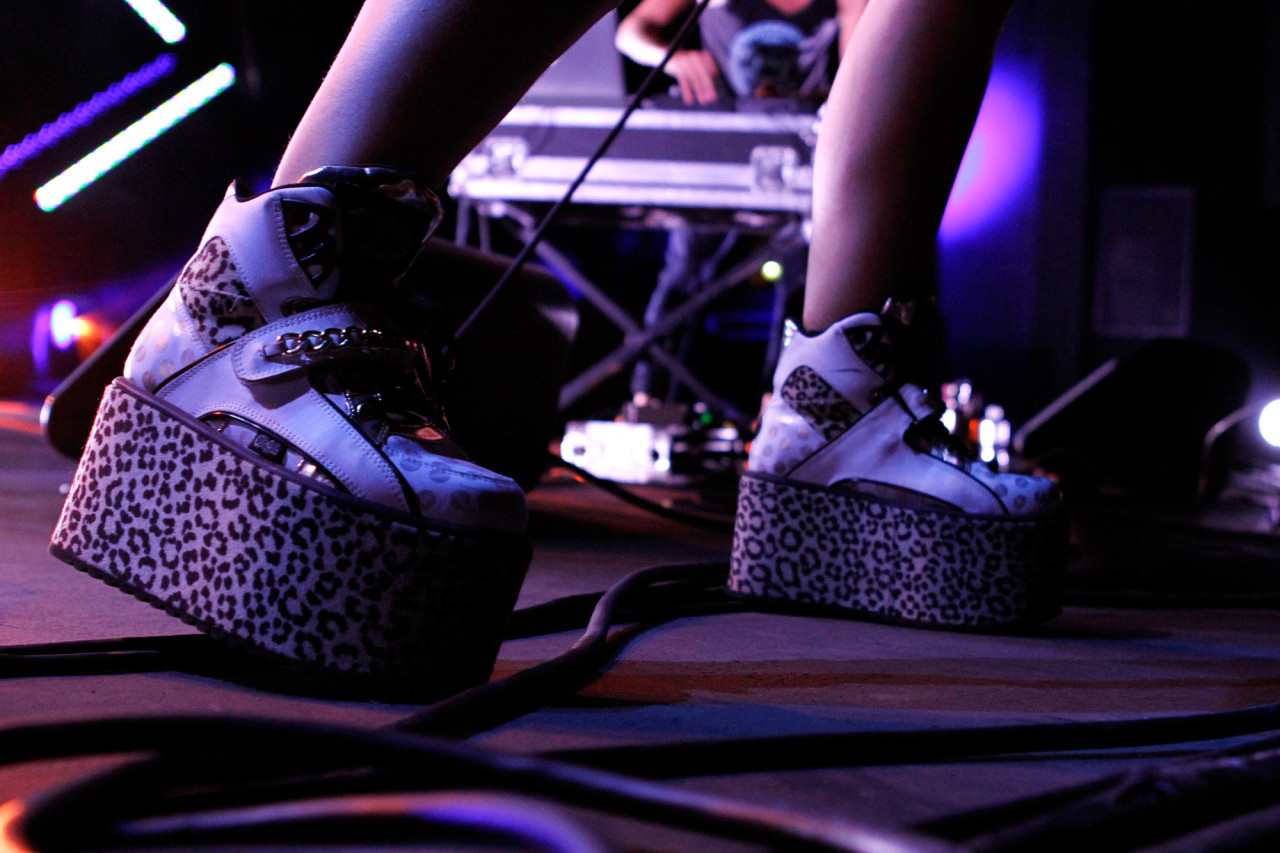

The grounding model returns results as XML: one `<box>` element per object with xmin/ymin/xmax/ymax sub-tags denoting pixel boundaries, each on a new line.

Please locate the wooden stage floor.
<box><xmin>3</xmin><ymin>400</ymin><xmax>1280</xmax><ymax>851</ymax></box>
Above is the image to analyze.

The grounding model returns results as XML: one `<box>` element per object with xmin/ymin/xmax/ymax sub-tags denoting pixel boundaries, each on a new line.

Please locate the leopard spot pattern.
<box><xmin>779</xmin><ymin>365</ymin><xmax>862</xmax><ymax>441</ymax></box>
<box><xmin>178</xmin><ymin>237</ymin><xmax>262</xmax><ymax>348</ymax></box>
<box><xmin>729</xmin><ymin>473</ymin><xmax>1066</xmax><ymax>628</ymax></box>
<box><xmin>50</xmin><ymin>381</ymin><xmax>530</xmax><ymax>694</ymax></box>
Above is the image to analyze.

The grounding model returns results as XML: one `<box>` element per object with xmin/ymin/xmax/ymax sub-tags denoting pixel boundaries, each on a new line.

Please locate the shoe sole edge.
<box><xmin>729</xmin><ymin>471</ymin><xmax>1067</xmax><ymax>629</ymax></box>
<box><xmin>50</xmin><ymin>379</ymin><xmax>531</xmax><ymax>694</ymax></box>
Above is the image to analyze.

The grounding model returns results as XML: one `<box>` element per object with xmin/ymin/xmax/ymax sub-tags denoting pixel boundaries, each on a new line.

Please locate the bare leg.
<box><xmin>58</xmin><ymin>0</ymin><xmax>662</xmax><ymax>689</ymax></box>
<box><xmin>275</xmin><ymin>0</ymin><xmax>619</xmax><ymax>188</ymax></box>
<box><xmin>803</xmin><ymin>0</ymin><xmax>1015</xmax><ymax>330</ymax></box>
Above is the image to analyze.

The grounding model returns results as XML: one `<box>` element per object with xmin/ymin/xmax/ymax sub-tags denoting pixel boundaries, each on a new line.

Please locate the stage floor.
<box><xmin>3</xmin><ymin>400</ymin><xmax>1280</xmax><ymax>851</ymax></box>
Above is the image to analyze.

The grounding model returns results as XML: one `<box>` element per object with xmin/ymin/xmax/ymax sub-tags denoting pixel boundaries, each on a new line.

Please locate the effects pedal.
<box><xmin>560</xmin><ymin>402</ymin><xmax>746</xmax><ymax>486</ymax></box>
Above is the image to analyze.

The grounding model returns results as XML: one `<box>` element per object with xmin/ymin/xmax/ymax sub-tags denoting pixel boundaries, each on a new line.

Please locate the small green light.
<box><xmin>760</xmin><ymin>260</ymin><xmax>784</xmax><ymax>282</ymax></box>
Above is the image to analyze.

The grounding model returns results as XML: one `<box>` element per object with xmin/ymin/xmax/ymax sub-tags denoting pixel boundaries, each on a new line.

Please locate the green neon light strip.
<box><xmin>35</xmin><ymin>64</ymin><xmax>235</xmax><ymax>212</ymax></box>
<box><xmin>123</xmin><ymin>0</ymin><xmax>186</xmax><ymax>43</ymax></box>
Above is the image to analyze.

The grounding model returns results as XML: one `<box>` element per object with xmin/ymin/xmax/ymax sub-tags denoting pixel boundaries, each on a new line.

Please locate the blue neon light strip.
<box><xmin>0</xmin><ymin>54</ymin><xmax>177</xmax><ymax>180</ymax></box>
<box><xmin>123</xmin><ymin>0</ymin><xmax>186</xmax><ymax>43</ymax></box>
<box><xmin>35</xmin><ymin>64</ymin><xmax>236</xmax><ymax>211</ymax></box>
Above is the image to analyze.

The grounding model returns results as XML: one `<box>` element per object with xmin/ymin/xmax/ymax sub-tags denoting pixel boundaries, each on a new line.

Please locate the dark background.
<box><xmin>1</xmin><ymin>1</ymin><xmax>1276</xmax><ymax>427</ymax></box>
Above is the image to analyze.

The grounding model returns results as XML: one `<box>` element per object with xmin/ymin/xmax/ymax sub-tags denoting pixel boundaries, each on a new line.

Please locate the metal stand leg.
<box><xmin>476</xmin><ymin>204</ymin><xmax>808</xmax><ymax>425</ymax></box>
<box><xmin>558</xmin><ymin>222</ymin><xmax>806</xmax><ymax>421</ymax></box>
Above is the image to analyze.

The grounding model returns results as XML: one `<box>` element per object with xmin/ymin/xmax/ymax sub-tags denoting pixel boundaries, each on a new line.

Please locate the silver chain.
<box><xmin>268</xmin><ymin>326</ymin><xmax>395</xmax><ymax>358</ymax></box>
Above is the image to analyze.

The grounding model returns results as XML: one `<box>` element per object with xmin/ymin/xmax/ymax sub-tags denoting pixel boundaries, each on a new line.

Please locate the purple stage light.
<box><xmin>0</xmin><ymin>53</ymin><xmax>178</xmax><ymax>180</ymax></box>
<box><xmin>939</xmin><ymin>63</ymin><xmax>1043</xmax><ymax>243</ymax></box>
<box><xmin>49</xmin><ymin>300</ymin><xmax>81</xmax><ymax>350</ymax></box>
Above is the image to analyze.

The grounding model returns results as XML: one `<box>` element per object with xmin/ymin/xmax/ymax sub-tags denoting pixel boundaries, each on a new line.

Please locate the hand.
<box><xmin>665</xmin><ymin>49</ymin><xmax>721</xmax><ymax>105</ymax></box>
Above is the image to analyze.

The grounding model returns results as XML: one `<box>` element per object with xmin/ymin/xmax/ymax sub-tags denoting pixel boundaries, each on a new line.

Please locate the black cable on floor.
<box><xmin>392</xmin><ymin>560</ymin><xmax>734</xmax><ymax>737</ymax></box>
<box><xmin>8</xmin><ymin>558</ymin><xmax>1280</xmax><ymax>782</ymax></box>
<box><xmin>13</xmin><ymin>702</ymin><xmax>1280</xmax><ymax>853</ymax></box>
<box><xmin>921</xmin><ymin>730</ymin><xmax>1280</xmax><ymax>839</ymax></box>
<box><xmin>506</xmin><ymin>568</ymin><xmax>740</xmax><ymax>640</ymax></box>
<box><xmin>11</xmin><ymin>559</ymin><xmax>1280</xmax><ymax>851</ymax></box>
<box><xmin>13</xmin><ymin>752</ymin><xmax>615</xmax><ymax>853</ymax></box>
<box><xmin>0</xmin><ymin>633</ymin><xmax>253</xmax><ymax>678</ymax></box>
<box><xmin>539</xmin><ymin>704</ymin><xmax>1280</xmax><ymax>779</ymax></box>
<box><xmin>938</xmin><ymin>735</ymin><xmax>1280</xmax><ymax>852</ymax></box>
<box><xmin>0</xmin><ymin>715</ymin><xmax>946</xmax><ymax>853</ymax></box>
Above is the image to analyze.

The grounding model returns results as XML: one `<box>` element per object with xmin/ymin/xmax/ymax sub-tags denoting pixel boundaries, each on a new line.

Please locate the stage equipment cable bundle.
<box><xmin>8</xmin><ymin>561</ymin><xmax>1280</xmax><ymax>849</ymax></box>
<box><xmin>9</xmin><ymin>556</ymin><xmax>1280</xmax><ymax>851</ymax></box>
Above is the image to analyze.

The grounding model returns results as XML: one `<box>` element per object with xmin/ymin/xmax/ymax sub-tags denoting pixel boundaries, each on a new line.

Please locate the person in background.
<box><xmin>616</xmin><ymin>0</ymin><xmax>858</xmax><ymax>105</ymax></box>
<box><xmin>614</xmin><ymin>0</ymin><xmax>859</xmax><ymax>409</ymax></box>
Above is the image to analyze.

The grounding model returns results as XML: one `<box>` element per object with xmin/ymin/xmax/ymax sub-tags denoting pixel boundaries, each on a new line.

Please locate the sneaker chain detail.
<box><xmin>730</xmin><ymin>313</ymin><xmax>1067</xmax><ymax>628</ymax></box>
<box><xmin>50</xmin><ymin>166</ymin><xmax>530</xmax><ymax>691</ymax></box>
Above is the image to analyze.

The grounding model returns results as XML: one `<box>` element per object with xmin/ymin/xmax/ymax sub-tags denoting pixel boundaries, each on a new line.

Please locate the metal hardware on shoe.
<box><xmin>781</xmin><ymin>318</ymin><xmax>800</xmax><ymax>349</ymax></box>
<box><xmin>249</xmin><ymin>432</ymin><xmax>286</xmax><ymax>463</ymax></box>
<box><xmin>889</xmin><ymin>384</ymin><xmax>942</xmax><ymax>423</ymax></box>
<box><xmin>201</xmin><ymin>411</ymin><xmax>343</xmax><ymax>490</ymax></box>
<box><xmin>353</xmin><ymin>398</ymin><xmax>385</xmax><ymax>419</ymax></box>
<box><xmin>898</xmin><ymin>393</ymin><xmax>971</xmax><ymax>468</ymax></box>
<box><xmin>232</xmin><ymin>306</ymin><xmax>421</xmax><ymax>386</ymax></box>
<box><xmin>263</xmin><ymin>326</ymin><xmax>401</xmax><ymax>360</ymax></box>
<box><xmin>903</xmin><ymin>416</ymin><xmax>958</xmax><ymax>460</ymax></box>
<box><xmin>281</xmin><ymin>198</ymin><xmax>338</xmax><ymax>287</ymax></box>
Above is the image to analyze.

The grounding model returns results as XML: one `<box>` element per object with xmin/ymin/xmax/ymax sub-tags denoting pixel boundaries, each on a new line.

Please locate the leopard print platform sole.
<box><xmin>730</xmin><ymin>472</ymin><xmax>1067</xmax><ymax>628</ymax></box>
<box><xmin>50</xmin><ymin>379</ymin><xmax>530</xmax><ymax>697</ymax></box>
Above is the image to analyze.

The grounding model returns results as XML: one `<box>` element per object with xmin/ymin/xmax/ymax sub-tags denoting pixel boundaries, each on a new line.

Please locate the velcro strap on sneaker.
<box><xmin>232</xmin><ymin>304</ymin><xmax>414</xmax><ymax>382</ymax></box>
<box><xmin>892</xmin><ymin>383</ymin><xmax>943</xmax><ymax>422</ymax></box>
<box><xmin>893</xmin><ymin>384</ymin><xmax>967</xmax><ymax>459</ymax></box>
<box><xmin>793</xmin><ymin>386</ymin><xmax>1010</xmax><ymax>516</ymax></box>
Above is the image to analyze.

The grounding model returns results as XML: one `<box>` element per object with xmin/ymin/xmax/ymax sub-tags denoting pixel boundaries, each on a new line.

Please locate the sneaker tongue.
<box><xmin>276</xmin><ymin>185</ymin><xmax>344</xmax><ymax>309</ymax></box>
<box><xmin>298</xmin><ymin>166</ymin><xmax>442</xmax><ymax>299</ymax></box>
<box><xmin>840</xmin><ymin>316</ymin><xmax>895</xmax><ymax>381</ymax></box>
<box><xmin>238</xmin><ymin>169</ymin><xmax>440</xmax><ymax>322</ymax></box>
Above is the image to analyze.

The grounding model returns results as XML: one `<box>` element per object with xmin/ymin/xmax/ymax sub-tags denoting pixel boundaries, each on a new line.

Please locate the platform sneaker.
<box><xmin>731</xmin><ymin>313</ymin><xmax>1066</xmax><ymax>628</ymax></box>
<box><xmin>50</xmin><ymin>167</ymin><xmax>530</xmax><ymax>694</ymax></box>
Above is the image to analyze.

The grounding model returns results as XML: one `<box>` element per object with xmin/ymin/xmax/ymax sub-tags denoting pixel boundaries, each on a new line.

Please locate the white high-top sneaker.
<box><xmin>731</xmin><ymin>313</ymin><xmax>1066</xmax><ymax>628</ymax></box>
<box><xmin>51</xmin><ymin>167</ymin><xmax>530</xmax><ymax>695</ymax></box>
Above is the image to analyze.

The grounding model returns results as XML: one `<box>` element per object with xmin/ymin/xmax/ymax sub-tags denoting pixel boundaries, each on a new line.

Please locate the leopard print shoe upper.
<box><xmin>749</xmin><ymin>314</ymin><xmax>1060</xmax><ymax>519</ymax></box>
<box><xmin>732</xmin><ymin>312</ymin><xmax>1067</xmax><ymax>628</ymax></box>
<box><xmin>123</xmin><ymin>170</ymin><xmax>527</xmax><ymax>533</ymax></box>
<box><xmin>55</xmin><ymin>169</ymin><xmax>531</xmax><ymax>687</ymax></box>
